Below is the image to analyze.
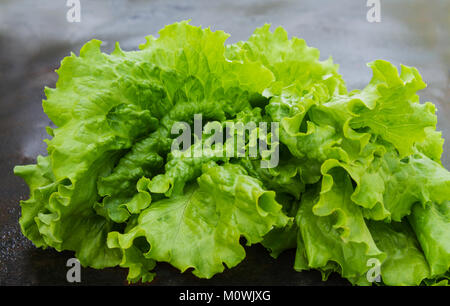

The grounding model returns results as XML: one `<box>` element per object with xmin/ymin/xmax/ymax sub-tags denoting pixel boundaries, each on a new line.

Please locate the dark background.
<box><xmin>0</xmin><ymin>0</ymin><xmax>449</xmax><ymax>285</ymax></box>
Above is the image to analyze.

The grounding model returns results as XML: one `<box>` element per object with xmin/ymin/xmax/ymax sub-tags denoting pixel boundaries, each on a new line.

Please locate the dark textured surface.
<box><xmin>0</xmin><ymin>0</ymin><xmax>448</xmax><ymax>285</ymax></box>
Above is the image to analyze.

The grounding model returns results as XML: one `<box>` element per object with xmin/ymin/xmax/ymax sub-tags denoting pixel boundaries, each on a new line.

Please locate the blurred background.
<box><xmin>0</xmin><ymin>0</ymin><xmax>449</xmax><ymax>285</ymax></box>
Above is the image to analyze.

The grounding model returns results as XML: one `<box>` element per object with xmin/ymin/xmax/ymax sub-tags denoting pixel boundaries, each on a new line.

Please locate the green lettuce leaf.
<box><xmin>294</xmin><ymin>182</ymin><xmax>385</xmax><ymax>285</ymax></box>
<box><xmin>108</xmin><ymin>163</ymin><xmax>289</xmax><ymax>279</ymax></box>
<box><xmin>408</xmin><ymin>201</ymin><xmax>450</xmax><ymax>276</ymax></box>
<box><xmin>14</xmin><ymin>21</ymin><xmax>450</xmax><ymax>285</ymax></box>
<box><xmin>367</xmin><ymin>220</ymin><xmax>431</xmax><ymax>286</ymax></box>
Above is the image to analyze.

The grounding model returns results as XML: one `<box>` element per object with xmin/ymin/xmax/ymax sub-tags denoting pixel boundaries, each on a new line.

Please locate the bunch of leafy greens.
<box><xmin>14</xmin><ymin>21</ymin><xmax>450</xmax><ymax>285</ymax></box>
